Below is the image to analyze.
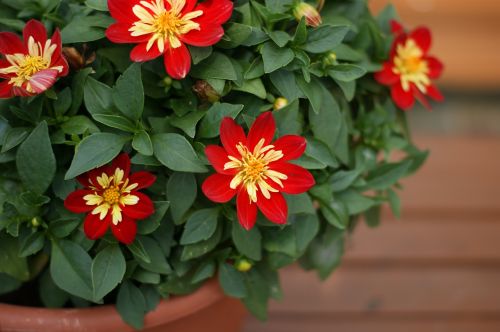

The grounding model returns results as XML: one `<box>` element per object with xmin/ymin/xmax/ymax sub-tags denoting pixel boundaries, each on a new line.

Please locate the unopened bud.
<box><xmin>193</xmin><ymin>80</ymin><xmax>221</xmax><ymax>103</ymax></box>
<box><xmin>234</xmin><ymin>258</ymin><xmax>253</xmax><ymax>272</ymax></box>
<box><xmin>273</xmin><ymin>97</ymin><xmax>288</xmax><ymax>111</ymax></box>
<box><xmin>62</xmin><ymin>46</ymin><xmax>95</xmax><ymax>70</ymax></box>
<box><xmin>293</xmin><ymin>2</ymin><xmax>322</xmax><ymax>27</ymax></box>
<box><xmin>323</xmin><ymin>52</ymin><xmax>337</xmax><ymax>66</ymax></box>
<box><xmin>31</xmin><ymin>217</ymin><xmax>41</xmax><ymax>227</ymax></box>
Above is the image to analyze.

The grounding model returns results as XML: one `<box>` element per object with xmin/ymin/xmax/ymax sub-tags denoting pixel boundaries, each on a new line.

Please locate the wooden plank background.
<box><xmin>244</xmin><ymin>134</ymin><xmax>500</xmax><ymax>331</ymax></box>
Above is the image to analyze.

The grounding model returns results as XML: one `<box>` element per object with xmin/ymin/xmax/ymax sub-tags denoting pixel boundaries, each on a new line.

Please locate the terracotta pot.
<box><xmin>0</xmin><ymin>279</ymin><xmax>247</xmax><ymax>332</ymax></box>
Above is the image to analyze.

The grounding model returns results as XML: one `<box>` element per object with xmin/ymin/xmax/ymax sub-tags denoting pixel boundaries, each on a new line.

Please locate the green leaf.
<box><xmin>0</xmin><ymin>233</ymin><xmax>29</xmax><ymax>281</ymax></box>
<box><xmin>297</xmin><ymin>76</ymin><xmax>322</xmax><ymax>114</ymax></box>
<box><xmin>135</xmin><ymin>236</ymin><xmax>172</xmax><ymax>274</ymax></box>
<box><xmin>306</xmin><ymin>225</ymin><xmax>344</xmax><ymax>279</ymax></box>
<box><xmin>268</xmin><ymin>31</ymin><xmax>291</xmax><ymax>47</ymax></box>
<box><xmin>191</xmin><ymin>261</ymin><xmax>216</xmax><ymax>283</ymax></box>
<box><xmin>132</xmin><ymin>130</ymin><xmax>153</xmax><ymax>156</ymax></box>
<box><xmin>113</xmin><ymin>63</ymin><xmax>144</xmax><ymax>121</ymax></box>
<box><xmin>61</xmin><ymin>116</ymin><xmax>100</xmax><ymax>135</ymax></box>
<box><xmin>39</xmin><ymin>270</ymin><xmax>69</xmax><ymax>307</ymax></box>
<box><xmin>218</xmin><ymin>263</ymin><xmax>247</xmax><ymax>298</ymax></box>
<box><xmin>337</xmin><ymin>190</ymin><xmax>376</xmax><ymax>215</ymax></box>
<box><xmin>189</xmin><ymin>46</ymin><xmax>213</xmax><ymax>65</ymax></box>
<box><xmin>181</xmin><ymin>224</ymin><xmax>222</xmax><ymax>261</ymax></box>
<box><xmin>85</xmin><ymin>0</ymin><xmax>108</xmax><ymax>11</ymax></box>
<box><xmin>387</xmin><ymin>188</ymin><xmax>401</xmax><ymax>218</ymax></box>
<box><xmin>127</xmin><ymin>238</ymin><xmax>151</xmax><ymax>264</ymax></box>
<box><xmin>233</xmin><ymin>79</ymin><xmax>267</xmax><ymax>99</ymax></box>
<box><xmin>92</xmin><ymin>114</ymin><xmax>137</xmax><ymax>132</ymax></box>
<box><xmin>91</xmin><ymin>245</ymin><xmax>126</xmax><ymax>302</ymax></box>
<box><xmin>191</xmin><ymin>52</ymin><xmax>237</xmax><ymax>80</ymax></box>
<box><xmin>137</xmin><ymin>201</ymin><xmax>170</xmax><ymax>235</ymax></box>
<box><xmin>232</xmin><ymin>224</ymin><xmax>262</xmax><ymax>261</ymax></box>
<box><xmin>270</xmin><ymin>70</ymin><xmax>303</xmax><ymax>101</ymax></box>
<box><xmin>170</xmin><ymin>111</ymin><xmax>205</xmax><ymax>138</ymax></box>
<box><xmin>84</xmin><ymin>76</ymin><xmax>115</xmax><ymax>115</ymax></box>
<box><xmin>261</xmin><ymin>41</ymin><xmax>294</xmax><ymax>73</ymax></box>
<box><xmin>16</xmin><ymin>121</ymin><xmax>56</xmax><ymax>194</ymax></box>
<box><xmin>19</xmin><ymin>231</ymin><xmax>45</xmax><ymax>257</ymax></box>
<box><xmin>48</xmin><ymin>218</ymin><xmax>81</xmax><ymax>238</ymax></box>
<box><xmin>303</xmin><ymin>25</ymin><xmax>349</xmax><ymax>53</ymax></box>
<box><xmin>328</xmin><ymin>64</ymin><xmax>367</xmax><ymax>82</ymax></box>
<box><xmin>180</xmin><ymin>208</ymin><xmax>219</xmax><ymax>245</ymax></box>
<box><xmin>321</xmin><ymin>201</ymin><xmax>349</xmax><ymax>229</ymax></box>
<box><xmin>1</xmin><ymin>127</ymin><xmax>29</xmax><ymax>153</ymax></box>
<box><xmin>219</xmin><ymin>23</ymin><xmax>253</xmax><ymax>48</ymax></box>
<box><xmin>198</xmin><ymin>103</ymin><xmax>244</xmax><ymax>138</ymax></box>
<box><xmin>65</xmin><ymin>133</ymin><xmax>128</xmax><ymax>179</ymax></box>
<box><xmin>243</xmin><ymin>269</ymin><xmax>269</xmax><ymax>320</ymax></box>
<box><xmin>331</xmin><ymin>169</ymin><xmax>362</xmax><ymax>192</ymax></box>
<box><xmin>167</xmin><ymin>172</ymin><xmax>197</xmax><ymax>223</ymax></box>
<box><xmin>364</xmin><ymin>160</ymin><xmax>412</xmax><ymax>190</ymax></box>
<box><xmin>116</xmin><ymin>281</ymin><xmax>146</xmax><ymax>330</ymax></box>
<box><xmin>152</xmin><ymin>133</ymin><xmax>207</xmax><ymax>173</ymax></box>
<box><xmin>50</xmin><ymin>239</ymin><xmax>93</xmax><ymax>301</ymax></box>
<box><xmin>0</xmin><ymin>273</ymin><xmax>21</xmax><ymax>296</ymax></box>
<box><xmin>61</xmin><ymin>15</ymin><xmax>113</xmax><ymax>43</ymax></box>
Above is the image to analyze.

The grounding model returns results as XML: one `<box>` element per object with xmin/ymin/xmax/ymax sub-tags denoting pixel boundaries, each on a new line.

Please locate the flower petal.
<box><xmin>271</xmin><ymin>162</ymin><xmax>315</xmax><ymax>194</ymax></box>
<box><xmin>108</xmin><ymin>0</ymin><xmax>137</xmax><ymax>22</ymax></box>
<box><xmin>182</xmin><ymin>0</ymin><xmax>198</xmax><ymax>14</ymax></box>
<box><xmin>181</xmin><ymin>22</ymin><xmax>224</xmax><ymax>47</ymax></box>
<box><xmin>247</xmin><ymin>112</ymin><xmax>276</xmax><ymax>151</ymax></box>
<box><xmin>111</xmin><ymin>216</ymin><xmax>137</xmax><ymax>244</ymax></box>
<box><xmin>122</xmin><ymin>192</ymin><xmax>154</xmax><ymax>219</ymax></box>
<box><xmin>375</xmin><ymin>62</ymin><xmax>399</xmax><ymax>85</ymax></box>
<box><xmin>164</xmin><ymin>43</ymin><xmax>191</xmax><ymax>79</ymax></box>
<box><xmin>220</xmin><ymin>117</ymin><xmax>247</xmax><ymax>158</ymax></box>
<box><xmin>23</xmin><ymin>20</ymin><xmax>47</xmax><ymax>47</ymax></box>
<box><xmin>64</xmin><ymin>189</ymin><xmax>95</xmax><ymax>213</ymax></box>
<box><xmin>272</xmin><ymin>135</ymin><xmax>306</xmax><ymax>162</ymax></box>
<box><xmin>194</xmin><ymin>0</ymin><xmax>233</xmax><ymax>25</ymax></box>
<box><xmin>110</xmin><ymin>153</ymin><xmax>131</xmax><ymax>179</ymax></box>
<box><xmin>426</xmin><ymin>56</ymin><xmax>443</xmax><ymax>79</ymax></box>
<box><xmin>84</xmin><ymin>213</ymin><xmax>111</xmax><ymax>241</ymax></box>
<box><xmin>27</xmin><ymin>69</ymin><xmax>58</xmax><ymax>94</ymax></box>
<box><xmin>130</xmin><ymin>42</ymin><xmax>162</xmax><ymax>62</ymax></box>
<box><xmin>129</xmin><ymin>171</ymin><xmax>156</xmax><ymax>190</ymax></box>
<box><xmin>0</xmin><ymin>32</ymin><xmax>25</xmax><ymax>54</ymax></box>
<box><xmin>106</xmin><ymin>23</ymin><xmax>150</xmax><ymax>44</ymax></box>
<box><xmin>390</xmin><ymin>20</ymin><xmax>405</xmax><ymax>35</ymax></box>
<box><xmin>0</xmin><ymin>81</ymin><xmax>13</xmax><ymax>99</ymax></box>
<box><xmin>202</xmin><ymin>173</ymin><xmax>236</xmax><ymax>203</ymax></box>
<box><xmin>236</xmin><ymin>189</ymin><xmax>257</xmax><ymax>230</ymax></box>
<box><xmin>410</xmin><ymin>26</ymin><xmax>431</xmax><ymax>53</ymax></box>
<box><xmin>256</xmin><ymin>191</ymin><xmax>288</xmax><ymax>225</ymax></box>
<box><xmin>426</xmin><ymin>84</ymin><xmax>444</xmax><ymax>102</ymax></box>
<box><xmin>391</xmin><ymin>83</ymin><xmax>415</xmax><ymax>110</ymax></box>
<box><xmin>205</xmin><ymin>145</ymin><xmax>235</xmax><ymax>175</ymax></box>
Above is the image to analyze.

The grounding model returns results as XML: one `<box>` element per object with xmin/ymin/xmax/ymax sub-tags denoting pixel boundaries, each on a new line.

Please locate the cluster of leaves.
<box><xmin>0</xmin><ymin>0</ymin><xmax>427</xmax><ymax>328</ymax></box>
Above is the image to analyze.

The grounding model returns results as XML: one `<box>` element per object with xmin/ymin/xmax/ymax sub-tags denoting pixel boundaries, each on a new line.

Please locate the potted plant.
<box><xmin>0</xmin><ymin>0</ymin><xmax>443</xmax><ymax>331</ymax></box>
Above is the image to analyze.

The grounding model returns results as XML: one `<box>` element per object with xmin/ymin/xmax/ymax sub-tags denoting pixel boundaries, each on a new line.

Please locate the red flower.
<box><xmin>0</xmin><ymin>20</ymin><xmax>69</xmax><ymax>98</ymax></box>
<box><xmin>64</xmin><ymin>153</ymin><xmax>156</xmax><ymax>244</ymax></box>
<box><xmin>202</xmin><ymin>112</ymin><xmax>315</xmax><ymax>230</ymax></box>
<box><xmin>375</xmin><ymin>20</ymin><xmax>444</xmax><ymax>110</ymax></box>
<box><xmin>105</xmin><ymin>0</ymin><xmax>233</xmax><ymax>79</ymax></box>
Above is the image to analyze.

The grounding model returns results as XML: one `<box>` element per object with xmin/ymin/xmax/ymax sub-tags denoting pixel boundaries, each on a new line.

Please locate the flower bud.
<box><xmin>31</xmin><ymin>217</ymin><xmax>41</xmax><ymax>227</ymax></box>
<box><xmin>323</xmin><ymin>52</ymin><xmax>337</xmax><ymax>66</ymax></box>
<box><xmin>62</xmin><ymin>46</ymin><xmax>95</xmax><ymax>70</ymax></box>
<box><xmin>193</xmin><ymin>80</ymin><xmax>221</xmax><ymax>103</ymax></box>
<box><xmin>234</xmin><ymin>257</ymin><xmax>253</xmax><ymax>272</ymax></box>
<box><xmin>273</xmin><ymin>97</ymin><xmax>288</xmax><ymax>111</ymax></box>
<box><xmin>293</xmin><ymin>2</ymin><xmax>322</xmax><ymax>27</ymax></box>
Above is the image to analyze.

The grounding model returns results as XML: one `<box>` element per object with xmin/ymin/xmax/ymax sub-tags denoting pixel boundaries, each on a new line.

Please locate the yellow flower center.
<box><xmin>129</xmin><ymin>0</ymin><xmax>203</xmax><ymax>53</ymax></box>
<box><xmin>224</xmin><ymin>139</ymin><xmax>288</xmax><ymax>203</ymax></box>
<box><xmin>0</xmin><ymin>36</ymin><xmax>63</xmax><ymax>92</ymax></box>
<box><xmin>83</xmin><ymin>168</ymin><xmax>140</xmax><ymax>225</ymax></box>
<box><xmin>393</xmin><ymin>38</ymin><xmax>430</xmax><ymax>93</ymax></box>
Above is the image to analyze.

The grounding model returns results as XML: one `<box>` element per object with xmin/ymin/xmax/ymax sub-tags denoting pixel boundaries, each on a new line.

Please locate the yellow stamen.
<box><xmin>129</xmin><ymin>0</ymin><xmax>203</xmax><ymax>52</ymax></box>
<box><xmin>224</xmin><ymin>139</ymin><xmax>287</xmax><ymax>203</ymax></box>
<box><xmin>392</xmin><ymin>38</ymin><xmax>430</xmax><ymax>93</ymax></box>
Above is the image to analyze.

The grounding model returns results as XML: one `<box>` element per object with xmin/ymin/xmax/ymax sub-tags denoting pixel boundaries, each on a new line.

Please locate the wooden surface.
<box><xmin>244</xmin><ymin>135</ymin><xmax>500</xmax><ymax>331</ymax></box>
<box><xmin>369</xmin><ymin>0</ymin><xmax>500</xmax><ymax>90</ymax></box>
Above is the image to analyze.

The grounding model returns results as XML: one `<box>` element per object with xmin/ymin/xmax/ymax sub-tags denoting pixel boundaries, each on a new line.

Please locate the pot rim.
<box><xmin>0</xmin><ymin>279</ymin><xmax>224</xmax><ymax>332</ymax></box>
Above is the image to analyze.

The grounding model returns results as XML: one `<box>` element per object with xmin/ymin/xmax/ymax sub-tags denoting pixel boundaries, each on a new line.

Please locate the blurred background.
<box><xmin>245</xmin><ymin>0</ymin><xmax>500</xmax><ymax>331</ymax></box>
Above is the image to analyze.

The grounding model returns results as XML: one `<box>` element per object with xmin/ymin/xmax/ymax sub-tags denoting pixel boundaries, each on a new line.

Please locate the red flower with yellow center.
<box><xmin>202</xmin><ymin>112</ymin><xmax>315</xmax><ymax>230</ymax></box>
<box><xmin>64</xmin><ymin>154</ymin><xmax>156</xmax><ymax>244</ymax></box>
<box><xmin>375</xmin><ymin>21</ymin><xmax>444</xmax><ymax>110</ymax></box>
<box><xmin>0</xmin><ymin>20</ymin><xmax>68</xmax><ymax>98</ymax></box>
<box><xmin>105</xmin><ymin>0</ymin><xmax>233</xmax><ymax>79</ymax></box>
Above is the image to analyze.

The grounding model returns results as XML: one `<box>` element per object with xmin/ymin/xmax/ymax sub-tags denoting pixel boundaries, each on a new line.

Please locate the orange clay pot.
<box><xmin>0</xmin><ymin>279</ymin><xmax>247</xmax><ymax>332</ymax></box>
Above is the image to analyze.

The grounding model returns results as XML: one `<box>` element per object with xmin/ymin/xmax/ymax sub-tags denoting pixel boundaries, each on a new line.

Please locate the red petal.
<box><xmin>106</xmin><ymin>23</ymin><xmax>149</xmax><ymax>44</ymax></box>
<box><xmin>271</xmin><ymin>162</ymin><xmax>315</xmax><ymax>194</ymax></box>
<box><xmin>194</xmin><ymin>0</ymin><xmax>233</xmax><ymax>25</ymax></box>
<box><xmin>182</xmin><ymin>0</ymin><xmax>198</xmax><ymax>14</ymax></box>
<box><xmin>77</xmin><ymin>167</ymin><xmax>104</xmax><ymax>188</ymax></box>
<box><xmin>410</xmin><ymin>27</ymin><xmax>431</xmax><ymax>53</ymax></box>
<box><xmin>84</xmin><ymin>213</ymin><xmax>111</xmax><ymax>241</ymax></box>
<box><xmin>122</xmin><ymin>192</ymin><xmax>154</xmax><ymax>219</ymax></box>
<box><xmin>48</xmin><ymin>29</ymin><xmax>69</xmax><ymax>77</ymax></box>
<box><xmin>220</xmin><ymin>117</ymin><xmax>247</xmax><ymax>158</ymax></box>
<box><xmin>256</xmin><ymin>192</ymin><xmax>288</xmax><ymax>225</ymax></box>
<box><xmin>181</xmin><ymin>22</ymin><xmax>224</xmax><ymax>47</ymax></box>
<box><xmin>12</xmin><ymin>86</ymin><xmax>33</xmax><ymax>97</ymax></box>
<box><xmin>110</xmin><ymin>153</ymin><xmax>131</xmax><ymax>178</ymax></box>
<box><xmin>272</xmin><ymin>135</ymin><xmax>306</xmax><ymax>162</ymax></box>
<box><xmin>164</xmin><ymin>43</ymin><xmax>191</xmax><ymax>79</ymax></box>
<box><xmin>0</xmin><ymin>81</ymin><xmax>13</xmax><ymax>99</ymax></box>
<box><xmin>129</xmin><ymin>171</ymin><xmax>156</xmax><ymax>190</ymax></box>
<box><xmin>247</xmin><ymin>112</ymin><xmax>276</xmax><ymax>152</ymax></box>
<box><xmin>23</xmin><ymin>20</ymin><xmax>47</xmax><ymax>46</ymax></box>
<box><xmin>130</xmin><ymin>42</ymin><xmax>162</xmax><ymax>62</ymax></box>
<box><xmin>374</xmin><ymin>62</ymin><xmax>399</xmax><ymax>85</ymax></box>
<box><xmin>426</xmin><ymin>56</ymin><xmax>443</xmax><ymax>79</ymax></box>
<box><xmin>202</xmin><ymin>173</ymin><xmax>236</xmax><ymax>203</ymax></box>
<box><xmin>390</xmin><ymin>20</ymin><xmax>405</xmax><ymax>35</ymax></box>
<box><xmin>391</xmin><ymin>83</ymin><xmax>415</xmax><ymax>110</ymax></box>
<box><xmin>111</xmin><ymin>216</ymin><xmax>137</xmax><ymax>244</ymax></box>
<box><xmin>236</xmin><ymin>189</ymin><xmax>257</xmax><ymax>230</ymax></box>
<box><xmin>27</xmin><ymin>69</ymin><xmax>58</xmax><ymax>94</ymax></box>
<box><xmin>413</xmin><ymin>87</ymin><xmax>431</xmax><ymax>110</ymax></box>
<box><xmin>205</xmin><ymin>145</ymin><xmax>235</xmax><ymax>175</ymax></box>
<box><xmin>108</xmin><ymin>0</ymin><xmax>137</xmax><ymax>22</ymax></box>
<box><xmin>426</xmin><ymin>84</ymin><xmax>444</xmax><ymax>102</ymax></box>
<box><xmin>64</xmin><ymin>189</ymin><xmax>95</xmax><ymax>213</ymax></box>
<box><xmin>0</xmin><ymin>32</ymin><xmax>25</xmax><ymax>54</ymax></box>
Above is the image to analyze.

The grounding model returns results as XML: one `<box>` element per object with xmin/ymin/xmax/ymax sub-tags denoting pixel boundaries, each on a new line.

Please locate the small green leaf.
<box><xmin>135</xmin><ymin>236</ymin><xmax>172</xmax><ymax>274</ymax></box>
<box><xmin>190</xmin><ymin>52</ymin><xmax>237</xmax><ymax>80</ymax></box>
<box><xmin>218</xmin><ymin>263</ymin><xmax>247</xmax><ymax>298</ymax></box>
<box><xmin>152</xmin><ymin>133</ymin><xmax>207</xmax><ymax>173</ymax></box>
<box><xmin>167</xmin><ymin>172</ymin><xmax>197</xmax><ymax>224</ymax></box>
<box><xmin>198</xmin><ymin>103</ymin><xmax>244</xmax><ymax>138</ymax></box>
<box><xmin>113</xmin><ymin>63</ymin><xmax>144</xmax><ymax>121</ymax></box>
<box><xmin>0</xmin><ymin>233</ymin><xmax>29</xmax><ymax>281</ymax></box>
<box><xmin>232</xmin><ymin>224</ymin><xmax>262</xmax><ymax>261</ymax></box>
<box><xmin>61</xmin><ymin>15</ymin><xmax>113</xmax><ymax>43</ymax></box>
<box><xmin>180</xmin><ymin>208</ymin><xmax>219</xmax><ymax>245</ymax></box>
<box><xmin>91</xmin><ymin>245</ymin><xmax>126</xmax><ymax>302</ymax></box>
<box><xmin>132</xmin><ymin>130</ymin><xmax>153</xmax><ymax>156</ymax></box>
<box><xmin>116</xmin><ymin>281</ymin><xmax>146</xmax><ymax>330</ymax></box>
<box><xmin>328</xmin><ymin>64</ymin><xmax>367</xmax><ymax>82</ymax></box>
<box><xmin>261</xmin><ymin>41</ymin><xmax>294</xmax><ymax>73</ymax></box>
<box><xmin>19</xmin><ymin>232</ymin><xmax>45</xmax><ymax>257</ymax></box>
<box><xmin>170</xmin><ymin>111</ymin><xmax>205</xmax><ymax>138</ymax></box>
<box><xmin>303</xmin><ymin>25</ymin><xmax>349</xmax><ymax>53</ymax></box>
